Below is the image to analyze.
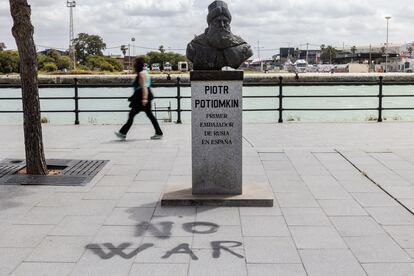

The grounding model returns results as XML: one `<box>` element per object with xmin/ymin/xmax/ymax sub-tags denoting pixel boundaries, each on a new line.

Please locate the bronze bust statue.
<box><xmin>186</xmin><ymin>0</ymin><xmax>253</xmax><ymax>70</ymax></box>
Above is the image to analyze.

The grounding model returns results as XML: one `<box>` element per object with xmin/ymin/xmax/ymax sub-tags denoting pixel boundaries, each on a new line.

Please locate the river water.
<box><xmin>0</xmin><ymin>85</ymin><xmax>413</xmax><ymax>124</ymax></box>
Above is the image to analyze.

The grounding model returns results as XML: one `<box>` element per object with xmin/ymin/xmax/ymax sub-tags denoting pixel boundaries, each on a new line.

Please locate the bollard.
<box><xmin>378</xmin><ymin>76</ymin><xmax>383</xmax><ymax>122</ymax></box>
<box><xmin>176</xmin><ymin>77</ymin><xmax>182</xmax><ymax>124</ymax></box>
<box><xmin>278</xmin><ymin>76</ymin><xmax>283</xmax><ymax>123</ymax></box>
<box><xmin>74</xmin><ymin>78</ymin><xmax>80</xmax><ymax>125</ymax></box>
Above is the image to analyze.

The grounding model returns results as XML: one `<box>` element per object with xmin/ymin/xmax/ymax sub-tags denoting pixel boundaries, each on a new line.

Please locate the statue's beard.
<box><xmin>206</xmin><ymin>28</ymin><xmax>234</xmax><ymax>49</ymax></box>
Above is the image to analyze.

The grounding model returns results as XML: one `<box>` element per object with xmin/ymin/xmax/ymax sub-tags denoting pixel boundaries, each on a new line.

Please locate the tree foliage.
<box><xmin>73</xmin><ymin>33</ymin><xmax>106</xmax><ymax>64</ymax></box>
<box><xmin>143</xmin><ymin>51</ymin><xmax>186</xmax><ymax>69</ymax></box>
<box><xmin>0</xmin><ymin>42</ymin><xmax>6</xmax><ymax>51</ymax></box>
<box><xmin>37</xmin><ymin>49</ymin><xmax>71</xmax><ymax>72</ymax></box>
<box><xmin>320</xmin><ymin>45</ymin><xmax>338</xmax><ymax>64</ymax></box>
<box><xmin>0</xmin><ymin>50</ymin><xmax>19</xmax><ymax>73</ymax></box>
<box><xmin>86</xmin><ymin>55</ymin><xmax>123</xmax><ymax>72</ymax></box>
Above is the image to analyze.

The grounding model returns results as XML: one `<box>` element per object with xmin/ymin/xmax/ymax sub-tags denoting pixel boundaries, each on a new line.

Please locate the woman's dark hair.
<box><xmin>133</xmin><ymin>56</ymin><xmax>145</xmax><ymax>73</ymax></box>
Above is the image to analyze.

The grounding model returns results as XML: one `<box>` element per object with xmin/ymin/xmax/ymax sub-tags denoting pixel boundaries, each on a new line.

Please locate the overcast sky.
<box><xmin>0</xmin><ymin>0</ymin><xmax>413</xmax><ymax>59</ymax></box>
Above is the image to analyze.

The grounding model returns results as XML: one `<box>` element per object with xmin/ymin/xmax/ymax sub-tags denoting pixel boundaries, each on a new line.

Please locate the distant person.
<box><xmin>115</xmin><ymin>56</ymin><xmax>163</xmax><ymax>140</ymax></box>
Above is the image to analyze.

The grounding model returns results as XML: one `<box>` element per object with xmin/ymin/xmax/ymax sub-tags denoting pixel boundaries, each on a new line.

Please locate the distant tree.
<box><xmin>293</xmin><ymin>48</ymin><xmax>301</xmax><ymax>59</ymax></box>
<box><xmin>42</xmin><ymin>62</ymin><xmax>58</xmax><ymax>72</ymax></box>
<box><xmin>351</xmin><ymin>46</ymin><xmax>357</xmax><ymax>62</ymax></box>
<box><xmin>158</xmin><ymin>45</ymin><xmax>165</xmax><ymax>53</ymax></box>
<box><xmin>320</xmin><ymin>45</ymin><xmax>338</xmax><ymax>64</ymax></box>
<box><xmin>408</xmin><ymin>47</ymin><xmax>413</xmax><ymax>56</ymax></box>
<box><xmin>320</xmin><ymin>44</ymin><xmax>326</xmax><ymax>51</ymax></box>
<box><xmin>0</xmin><ymin>42</ymin><xmax>6</xmax><ymax>51</ymax></box>
<box><xmin>56</xmin><ymin>56</ymin><xmax>71</xmax><ymax>70</ymax></box>
<box><xmin>73</xmin><ymin>33</ymin><xmax>106</xmax><ymax>64</ymax></box>
<box><xmin>144</xmin><ymin>51</ymin><xmax>186</xmax><ymax>70</ymax></box>
<box><xmin>85</xmin><ymin>55</ymin><xmax>122</xmax><ymax>72</ymax></box>
<box><xmin>380</xmin><ymin>46</ymin><xmax>386</xmax><ymax>55</ymax></box>
<box><xmin>9</xmin><ymin>0</ymin><xmax>48</xmax><ymax>174</ymax></box>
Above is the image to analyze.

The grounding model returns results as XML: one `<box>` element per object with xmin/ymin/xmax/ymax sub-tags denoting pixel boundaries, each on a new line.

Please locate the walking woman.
<box><xmin>115</xmin><ymin>56</ymin><xmax>163</xmax><ymax>140</ymax></box>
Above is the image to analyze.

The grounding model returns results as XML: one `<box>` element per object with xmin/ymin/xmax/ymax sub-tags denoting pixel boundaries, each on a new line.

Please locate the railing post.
<box><xmin>74</xmin><ymin>78</ymin><xmax>80</xmax><ymax>125</ymax></box>
<box><xmin>378</xmin><ymin>76</ymin><xmax>383</xmax><ymax>122</ymax></box>
<box><xmin>278</xmin><ymin>76</ymin><xmax>283</xmax><ymax>123</ymax></box>
<box><xmin>176</xmin><ymin>77</ymin><xmax>182</xmax><ymax>124</ymax></box>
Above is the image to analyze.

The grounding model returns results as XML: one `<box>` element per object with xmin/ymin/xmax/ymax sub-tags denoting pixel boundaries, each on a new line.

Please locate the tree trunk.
<box><xmin>9</xmin><ymin>0</ymin><xmax>48</xmax><ymax>175</ymax></box>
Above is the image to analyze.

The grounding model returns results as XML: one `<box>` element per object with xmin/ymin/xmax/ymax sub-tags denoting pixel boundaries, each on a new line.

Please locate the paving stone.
<box><xmin>366</xmin><ymin>207</ymin><xmax>414</xmax><ymax>225</ymax></box>
<box><xmin>269</xmin><ymin>180</ymin><xmax>308</xmax><ymax>193</ymax></box>
<box><xmin>244</xmin><ymin>237</ymin><xmax>301</xmax><ymax>264</ymax></box>
<box><xmin>13</xmin><ymin>206</ymin><xmax>67</xmax><ymax>225</ymax></box>
<box><xmin>95</xmin><ymin>175</ymin><xmax>135</xmax><ymax>186</ymax></box>
<box><xmin>318</xmin><ymin>199</ymin><xmax>368</xmax><ymax>216</ymax></box>
<box><xmin>25</xmin><ymin>236</ymin><xmax>90</xmax><ymax>262</ymax></box>
<box><xmin>35</xmin><ymin>192</ymin><xmax>85</xmax><ymax>207</ymax></box>
<box><xmin>70</xmin><ymin>249</ymin><xmax>135</xmax><ymax>276</ymax></box>
<box><xmin>241</xmin><ymin>215</ymin><xmax>290</xmax><ymax>236</ymax></box>
<box><xmin>362</xmin><ymin>263</ymin><xmax>414</xmax><ymax>276</ymax></box>
<box><xmin>154</xmin><ymin>206</ymin><xmax>197</xmax><ymax>218</ymax></box>
<box><xmin>193</xmin><ymin>225</ymin><xmax>242</xmax><ymax>249</ymax></box>
<box><xmin>282</xmin><ymin>208</ymin><xmax>331</xmax><ymax>226</ymax></box>
<box><xmin>275</xmin><ymin>192</ymin><xmax>319</xmax><ymax>208</ymax></box>
<box><xmin>0</xmin><ymin>225</ymin><xmax>53</xmax><ymax>248</ymax></box>
<box><xmin>338</xmin><ymin>180</ymin><xmax>381</xmax><ymax>193</ymax></box>
<box><xmin>352</xmin><ymin>192</ymin><xmax>399</xmax><ymax>207</ymax></box>
<box><xmin>239</xmin><ymin>206</ymin><xmax>281</xmax><ymax>216</ymax></box>
<box><xmin>104</xmin><ymin>207</ymin><xmax>154</xmax><ymax>226</ymax></box>
<box><xmin>106</xmin><ymin>165</ymin><xmax>139</xmax><ymax>176</ymax></box>
<box><xmin>384</xmin><ymin>226</ymin><xmax>414</xmax><ymax>248</ymax></box>
<box><xmin>299</xmin><ymin>249</ymin><xmax>366</xmax><ymax>276</ymax></box>
<box><xmin>290</xmin><ymin>226</ymin><xmax>347</xmax><ymax>249</ymax></box>
<box><xmin>66</xmin><ymin>199</ymin><xmax>117</xmax><ymax>216</ymax></box>
<box><xmin>330</xmin><ymin>216</ymin><xmax>385</xmax><ymax>237</ymax></box>
<box><xmin>345</xmin><ymin>234</ymin><xmax>412</xmax><ymax>263</ymax></box>
<box><xmin>91</xmin><ymin>226</ymin><xmax>145</xmax><ymax>248</ymax></box>
<box><xmin>0</xmin><ymin>248</ymin><xmax>32</xmax><ymax>275</ymax></box>
<box><xmin>247</xmin><ymin>264</ymin><xmax>306</xmax><ymax>276</ymax></box>
<box><xmin>188</xmin><ymin>249</ymin><xmax>247</xmax><ymax>276</ymax></box>
<box><xmin>196</xmin><ymin>207</ymin><xmax>240</xmax><ymax>226</ymax></box>
<box><xmin>129</xmin><ymin>263</ymin><xmax>188</xmax><ymax>276</ymax></box>
<box><xmin>127</xmin><ymin>180</ymin><xmax>165</xmax><ymax>193</ymax></box>
<box><xmin>384</xmin><ymin>186</ymin><xmax>414</xmax><ymax>199</ymax></box>
<box><xmin>148</xmin><ymin>216</ymin><xmax>195</xmax><ymax>238</ymax></box>
<box><xmin>11</xmin><ymin>262</ymin><xmax>75</xmax><ymax>276</ymax></box>
<box><xmin>82</xmin><ymin>186</ymin><xmax>128</xmax><ymax>200</ymax></box>
<box><xmin>116</xmin><ymin>192</ymin><xmax>160</xmax><ymax>208</ymax></box>
<box><xmin>50</xmin><ymin>215</ymin><xmax>106</xmax><ymax>236</ymax></box>
<box><xmin>135</xmin><ymin>170</ymin><xmax>170</xmax><ymax>182</ymax></box>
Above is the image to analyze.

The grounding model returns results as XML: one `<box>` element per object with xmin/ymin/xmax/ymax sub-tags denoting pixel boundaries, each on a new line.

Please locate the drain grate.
<box><xmin>0</xmin><ymin>159</ymin><xmax>108</xmax><ymax>186</ymax></box>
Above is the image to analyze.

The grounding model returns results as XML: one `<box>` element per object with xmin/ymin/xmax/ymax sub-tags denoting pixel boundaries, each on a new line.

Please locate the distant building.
<box><xmin>279</xmin><ymin>48</ymin><xmax>295</xmax><ymax>58</ymax></box>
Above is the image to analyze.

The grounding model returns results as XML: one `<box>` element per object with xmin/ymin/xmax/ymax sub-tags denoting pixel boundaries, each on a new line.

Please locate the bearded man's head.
<box><xmin>205</xmin><ymin>1</ymin><xmax>234</xmax><ymax>49</ymax></box>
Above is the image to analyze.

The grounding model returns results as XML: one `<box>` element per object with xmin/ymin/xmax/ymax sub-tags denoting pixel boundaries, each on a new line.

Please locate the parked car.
<box><xmin>178</xmin><ymin>61</ymin><xmax>188</xmax><ymax>71</ymax></box>
<box><xmin>151</xmin><ymin>63</ymin><xmax>160</xmax><ymax>71</ymax></box>
<box><xmin>163</xmin><ymin>62</ymin><xmax>172</xmax><ymax>71</ymax></box>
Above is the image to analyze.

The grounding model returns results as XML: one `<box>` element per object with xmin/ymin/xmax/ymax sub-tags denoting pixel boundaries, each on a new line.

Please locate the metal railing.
<box><xmin>1</xmin><ymin>76</ymin><xmax>414</xmax><ymax>124</ymax></box>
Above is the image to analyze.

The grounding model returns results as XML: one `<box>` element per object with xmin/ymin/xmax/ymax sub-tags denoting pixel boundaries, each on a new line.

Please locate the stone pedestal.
<box><xmin>161</xmin><ymin>70</ymin><xmax>273</xmax><ymax>207</ymax></box>
<box><xmin>191</xmin><ymin>71</ymin><xmax>243</xmax><ymax>195</ymax></box>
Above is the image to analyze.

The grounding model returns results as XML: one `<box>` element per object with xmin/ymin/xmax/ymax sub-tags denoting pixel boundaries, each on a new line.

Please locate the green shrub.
<box><xmin>57</xmin><ymin>56</ymin><xmax>71</xmax><ymax>70</ymax></box>
<box><xmin>0</xmin><ymin>50</ymin><xmax>19</xmax><ymax>73</ymax></box>
<box><xmin>42</xmin><ymin>62</ymin><xmax>58</xmax><ymax>72</ymax></box>
<box><xmin>86</xmin><ymin>55</ymin><xmax>122</xmax><ymax>72</ymax></box>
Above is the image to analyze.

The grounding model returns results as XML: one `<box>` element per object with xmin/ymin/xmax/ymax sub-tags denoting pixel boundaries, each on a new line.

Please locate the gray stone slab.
<box><xmin>290</xmin><ymin>226</ymin><xmax>347</xmax><ymax>249</ymax></box>
<box><xmin>362</xmin><ymin>263</ymin><xmax>414</xmax><ymax>276</ymax></box>
<box><xmin>11</xmin><ymin>262</ymin><xmax>75</xmax><ymax>276</ymax></box>
<box><xmin>384</xmin><ymin>226</ymin><xmax>414</xmax><ymax>248</ymax></box>
<box><xmin>50</xmin><ymin>215</ymin><xmax>106</xmax><ymax>236</ymax></box>
<box><xmin>352</xmin><ymin>192</ymin><xmax>399</xmax><ymax>207</ymax></box>
<box><xmin>196</xmin><ymin>207</ymin><xmax>240</xmax><ymax>226</ymax></box>
<box><xmin>192</xmin><ymin>78</ymin><xmax>243</xmax><ymax>195</ymax></box>
<box><xmin>25</xmin><ymin>236</ymin><xmax>90</xmax><ymax>262</ymax></box>
<box><xmin>0</xmin><ymin>248</ymin><xmax>32</xmax><ymax>275</ymax></box>
<box><xmin>161</xmin><ymin>183</ymin><xmax>273</xmax><ymax>207</ymax></box>
<box><xmin>275</xmin><ymin>192</ymin><xmax>319</xmax><ymax>208</ymax></box>
<box><xmin>193</xmin><ymin>225</ymin><xmax>242</xmax><ymax>249</ymax></box>
<box><xmin>330</xmin><ymin>216</ymin><xmax>385</xmax><ymax>237</ymax></box>
<box><xmin>282</xmin><ymin>208</ymin><xmax>331</xmax><ymax>226</ymax></box>
<box><xmin>129</xmin><ymin>263</ymin><xmax>188</xmax><ymax>276</ymax></box>
<box><xmin>247</xmin><ymin>264</ymin><xmax>306</xmax><ymax>276</ymax></box>
<box><xmin>299</xmin><ymin>249</ymin><xmax>366</xmax><ymax>276</ymax></box>
<box><xmin>318</xmin><ymin>199</ymin><xmax>368</xmax><ymax>216</ymax></box>
<box><xmin>244</xmin><ymin>236</ymin><xmax>301</xmax><ymax>264</ymax></box>
<box><xmin>0</xmin><ymin>225</ymin><xmax>53</xmax><ymax>248</ymax></box>
<box><xmin>91</xmin><ymin>226</ymin><xmax>145</xmax><ymax>248</ymax></box>
<box><xmin>241</xmin><ymin>215</ymin><xmax>290</xmax><ymax>237</ymax></box>
<box><xmin>70</xmin><ymin>249</ymin><xmax>134</xmax><ymax>276</ymax></box>
<box><xmin>344</xmin><ymin>234</ymin><xmax>412</xmax><ymax>263</ymax></box>
<box><xmin>366</xmin><ymin>207</ymin><xmax>414</xmax><ymax>225</ymax></box>
<box><xmin>104</xmin><ymin>207</ymin><xmax>154</xmax><ymax>226</ymax></box>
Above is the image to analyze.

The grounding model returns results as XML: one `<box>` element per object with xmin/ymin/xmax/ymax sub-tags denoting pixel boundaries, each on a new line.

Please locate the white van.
<box><xmin>178</xmin><ymin>61</ymin><xmax>188</xmax><ymax>71</ymax></box>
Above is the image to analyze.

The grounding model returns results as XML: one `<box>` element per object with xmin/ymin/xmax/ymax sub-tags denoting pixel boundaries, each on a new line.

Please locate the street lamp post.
<box><xmin>385</xmin><ymin>16</ymin><xmax>391</xmax><ymax>73</ymax></box>
<box><xmin>131</xmin><ymin>37</ymin><xmax>135</xmax><ymax>57</ymax></box>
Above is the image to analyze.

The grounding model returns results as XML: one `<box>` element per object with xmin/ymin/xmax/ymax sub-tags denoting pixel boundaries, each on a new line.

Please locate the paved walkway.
<box><xmin>1</xmin><ymin>123</ymin><xmax>414</xmax><ymax>276</ymax></box>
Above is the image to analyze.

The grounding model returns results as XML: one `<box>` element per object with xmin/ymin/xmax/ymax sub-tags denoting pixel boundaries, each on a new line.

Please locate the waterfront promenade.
<box><xmin>1</xmin><ymin>122</ymin><xmax>414</xmax><ymax>275</ymax></box>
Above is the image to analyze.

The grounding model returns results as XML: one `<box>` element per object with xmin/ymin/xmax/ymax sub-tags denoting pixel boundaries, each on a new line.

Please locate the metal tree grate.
<box><xmin>0</xmin><ymin>159</ymin><xmax>108</xmax><ymax>186</ymax></box>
